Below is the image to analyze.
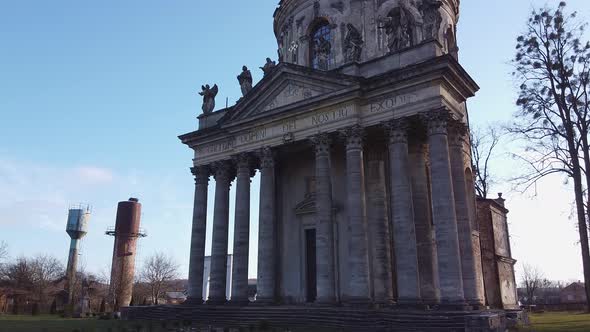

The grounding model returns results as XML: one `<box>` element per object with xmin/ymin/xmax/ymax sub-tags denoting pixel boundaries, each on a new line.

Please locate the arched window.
<box><xmin>310</xmin><ymin>20</ymin><xmax>332</xmax><ymax>70</ymax></box>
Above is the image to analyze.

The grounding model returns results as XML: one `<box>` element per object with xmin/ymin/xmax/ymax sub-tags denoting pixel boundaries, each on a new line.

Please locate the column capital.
<box><xmin>190</xmin><ymin>166</ymin><xmax>211</xmax><ymax>185</ymax></box>
<box><xmin>448</xmin><ymin>120</ymin><xmax>469</xmax><ymax>147</ymax></box>
<box><xmin>420</xmin><ymin>110</ymin><xmax>453</xmax><ymax>136</ymax></box>
<box><xmin>310</xmin><ymin>133</ymin><xmax>332</xmax><ymax>156</ymax></box>
<box><xmin>232</xmin><ymin>153</ymin><xmax>257</xmax><ymax>177</ymax></box>
<box><xmin>211</xmin><ymin>160</ymin><xmax>235</xmax><ymax>183</ymax></box>
<box><xmin>340</xmin><ymin>125</ymin><xmax>365</xmax><ymax>150</ymax></box>
<box><xmin>258</xmin><ymin>147</ymin><xmax>276</xmax><ymax>169</ymax></box>
<box><xmin>384</xmin><ymin>118</ymin><xmax>411</xmax><ymax>144</ymax></box>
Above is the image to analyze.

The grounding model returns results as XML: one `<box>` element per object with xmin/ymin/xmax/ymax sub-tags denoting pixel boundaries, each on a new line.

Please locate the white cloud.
<box><xmin>75</xmin><ymin>166</ymin><xmax>114</xmax><ymax>185</ymax></box>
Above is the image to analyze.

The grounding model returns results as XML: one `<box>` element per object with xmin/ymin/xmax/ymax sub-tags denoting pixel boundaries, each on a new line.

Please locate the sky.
<box><xmin>0</xmin><ymin>0</ymin><xmax>589</xmax><ymax>284</ymax></box>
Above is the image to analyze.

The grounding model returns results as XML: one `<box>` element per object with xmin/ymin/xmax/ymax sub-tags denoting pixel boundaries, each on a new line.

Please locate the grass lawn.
<box><xmin>0</xmin><ymin>315</ymin><xmax>172</xmax><ymax>332</ymax></box>
<box><xmin>515</xmin><ymin>312</ymin><xmax>590</xmax><ymax>332</ymax></box>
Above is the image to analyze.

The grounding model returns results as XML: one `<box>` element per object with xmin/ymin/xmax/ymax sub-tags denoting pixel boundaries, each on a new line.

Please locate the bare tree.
<box><xmin>140</xmin><ymin>252</ymin><xmax>179</xmax><ymax>305</ymax></box>
<box><xmin>30</xmin><ymin>255</ymin><xmax>64</xmax><ymax>308</ymax></box>
<box><xmin>521</xmin><ymin>263</ymin><xmax>552</xmax><ymax>305</ymax></box>
<box><xmin>0</xmin><ymin>255</ymin><xmax>64</xmax><ymax>309</ymax></box>
<box><xmin>471</xmin><ymin>125</ymin><xmax>501</xmax><ymax>198</ymax></box>
<box><xmin>0</xmin><ymin>241</ymin><xmax>7</xmax><ymax>263</ymax></box>
<box><xmin>511</xmin><ymin>1</ymin><xmax>590</xmax><ymax>310</ymax></box>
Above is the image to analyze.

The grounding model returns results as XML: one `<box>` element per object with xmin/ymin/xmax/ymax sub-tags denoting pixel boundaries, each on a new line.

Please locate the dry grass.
<box><xmin>515</xmin><ymin>312</ymin><xmax>590</xmax><ymax>332</ymax></box>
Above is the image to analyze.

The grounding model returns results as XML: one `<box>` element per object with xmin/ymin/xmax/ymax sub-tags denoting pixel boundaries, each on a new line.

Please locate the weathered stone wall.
<box><xmin>477</xmin><ymin>198</ymin><xmax>519</xmax><ymax>310</ymax></box>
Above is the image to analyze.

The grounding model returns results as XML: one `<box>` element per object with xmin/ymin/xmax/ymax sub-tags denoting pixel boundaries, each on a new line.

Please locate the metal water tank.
<box><xmin>66</xmin><ymin>207</ymin><xmax>90</xmax><ymax>240</ymax></box>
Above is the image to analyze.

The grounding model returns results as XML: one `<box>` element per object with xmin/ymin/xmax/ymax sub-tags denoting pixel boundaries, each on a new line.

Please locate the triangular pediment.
<box><xmin>224</xmin><ymin>63</ymin><xmax>359</xmax><ymax>123</ymax></box>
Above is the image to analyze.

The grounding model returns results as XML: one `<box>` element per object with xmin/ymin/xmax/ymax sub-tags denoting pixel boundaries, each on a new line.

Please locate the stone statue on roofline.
<box><xmin>380</xmin><ymin>6</ymin><xmax>414</xmax><ymax>53</ymax></box>
<box><xmin>199</xmin><ymin>84</ymin><xmax>218</xmax><ymax>114</ymax></box>
<box><xmin>420</xmin><ymin>0</ymin><xmax>443</xmax><ymax>40</ymax></box>
<box><xmin>344</xmin><ymin>23</ymin><xmax>363</xmax><ymax>63</ymax></box>
<box><xmin>260</xmin><ymin>58</ymin><xmax>277</xmax><ymax>76</ymax></box>
<box><xmin>237</xmin><ymin>66</ymin><xmax>253</xmax><ymax>97</ymax></box>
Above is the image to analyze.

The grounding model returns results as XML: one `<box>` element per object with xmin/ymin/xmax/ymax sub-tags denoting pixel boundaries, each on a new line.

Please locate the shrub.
<box><xmin>31</xmin><ymin>303</ymin><xmax>40</xmax><ymax>316</ymax></box>
<box><xmin>50</xmin><ymin>299</ymin><xmax>57</xmax><ymax>315</ymax></box>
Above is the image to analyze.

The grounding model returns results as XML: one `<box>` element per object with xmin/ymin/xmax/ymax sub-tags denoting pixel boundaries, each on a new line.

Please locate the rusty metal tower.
<box><xmin>106</xmin><ymin>198</ymin><xmax>146</xmax><ymax>310</ymax></box>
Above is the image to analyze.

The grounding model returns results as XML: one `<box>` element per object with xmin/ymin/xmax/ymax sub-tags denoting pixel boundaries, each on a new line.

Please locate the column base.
<box><xmin>314</xmin><ymin>296</ymin><xmax>338</xmax><ymax>306</ymax></box>
<box><xmin>183</xmin><ymin>297</ymin><xmax>204</xmax><ymax>306</ymax></box>
<box><xmin>341</xmin><ymin>296</ymin><xmax>372</xmax><ymax>308</ymax></box>
<box><xmin>228</xmin><ymin>298</ymin><xmax>250</xmax><ymax>306</ymax></box>
<box><xmin>372</xmin><ymin>299</ymin><xmax>396</xmax><ymax>309</ymax></box>
<box><xmin>436</xmin><ymin>302</ymin><xmax>473</xmax><ymax>311</ymax></box>
<box><xmin>206</xmin><ymin>298</ymin><xmax>228</xmax><ymax>305</ymax></box>
<box><xmin>252</xmin><ymin>297</ymin><xmax>276</xmax><ymax>306</ymax></box>
<box><xmin>396</xmin><ymin>299</ymin><xmax>428</xmax><ymax>310</ymax></box>
<box><xmin>466</xmin><ymin>298</ymin><xmax>486</xmax><ymax>310</ymax></box>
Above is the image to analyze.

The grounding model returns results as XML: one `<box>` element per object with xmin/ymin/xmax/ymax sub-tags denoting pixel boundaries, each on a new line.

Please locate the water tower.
<box><xmin>106</xmin><ymin>198</ymin><xmax>146</xmax><ymax>310</ymax></box>
<box><xmin>65</xmin><ymin>205</ymin><xmax>91</xmax><ymax>306</ymax></box>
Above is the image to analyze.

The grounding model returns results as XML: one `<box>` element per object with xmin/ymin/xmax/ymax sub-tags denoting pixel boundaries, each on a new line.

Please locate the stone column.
<box><xmin>449</xmin><ymin>121</ymin><xmax>485</xmax><ymax>307</ymax></box>
<box><xmin>187</xmin><ymin>166</ymin><xmax>210</xmax><ymax>303</ymax></box>
<box><xmin>366</xmin><ymin>147</ymin><xmax>395</xmax><ymax>304</ymax></box>
<box><xmin>311</xmin><ymin>133</ymin><xmax>337</xmax><ymax>304</ymax></box>
<box><xmin>408</xmin><ymin>143</ymin><xmax>441</xmax><ymax>305</ymax></box>
<box><xmin>256</xmin><ymin>147</ymin><xmax>277</xmax><ymax>304</ymax></box>
<box><xmin>341</xmin><ymin>125</ymin><xmax>371</xmax><ymax>303</ymax></box>
<box><xmin>422</xmin><ymin>110</ymin><xmax>466</xmax><ymax>306</ymax></box>
<box><xmin>386</xmin><ymin>119</ymin><xmax>421</xmax><ymax>305</ymax></box>
<box><xmin>231</xmin><ymin>154</ymin><xmax>255</xmax><ymax>305</ymax></box>
<box><xmin>208</xmin><ymin>160</ymin><xmax>234</xmax><ymax>304</ymax></box>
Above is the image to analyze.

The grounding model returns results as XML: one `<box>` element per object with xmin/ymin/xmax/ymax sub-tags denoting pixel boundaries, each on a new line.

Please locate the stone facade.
<box><xmin>183</xmin><ymin>0</ymin><xmax>482</xmax><ymax>308</ymax></box>
<box><xmin>477</xmin><ymin>196</ymin><xmax>519</xmax><ymax>311</ymax></box>
<box><xmin>129</xmin><ymin>0</ymin><xmax>520</xmax><ymax>330</ymax></box>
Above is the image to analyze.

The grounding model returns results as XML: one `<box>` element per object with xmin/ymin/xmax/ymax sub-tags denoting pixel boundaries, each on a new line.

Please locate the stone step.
<box><xmin>122</xmin><ymin>305</ymin><xmax>505</xmax><ymax>331</ymax></box>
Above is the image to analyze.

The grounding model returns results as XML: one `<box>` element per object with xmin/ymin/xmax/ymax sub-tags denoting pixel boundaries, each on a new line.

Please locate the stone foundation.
<box><xmin>122</xmin><ymin>305</ymin><xmax>509</xmax><ymax>332</ymax></box>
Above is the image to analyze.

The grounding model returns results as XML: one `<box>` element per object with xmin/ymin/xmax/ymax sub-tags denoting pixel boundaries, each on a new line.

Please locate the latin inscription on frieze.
<box><xmin>196</xmin><ymin>104</ymin><xmax>355</xmax><ymax>159</ymax></box>
<box><xmin>368</xmin><ymin>93</ymin><xmax>418</xmax><ymax>114</ymax></box>
<box><xmin>311</xmin><ymin>107</ymin><xmax>350</xmax><ymax>126</ymax></box>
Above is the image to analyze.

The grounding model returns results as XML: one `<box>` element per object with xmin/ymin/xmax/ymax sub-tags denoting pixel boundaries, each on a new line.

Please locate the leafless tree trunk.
<box><xmin>471</xmin><ymin>125</ymin><xmax>501</xmax><ymax>198</ymax></box>
<box><xmin>511</xmin><ymin>2</ymin><xmax>590</xmax><ymax>310</ymax></box>
<box><xmin>0</xmin><ymin>241</ymin><xmax>7</xmax><ymax>262</ymax></box>
<box><xmin>521</xmin><ymin>263</ymin><xmax>552</xmax><ymax>305</ymax></box>
<box><xmin>140</xmin><ymin>252</ymin><xmax>179</xmax><ymax>305</ymax></box>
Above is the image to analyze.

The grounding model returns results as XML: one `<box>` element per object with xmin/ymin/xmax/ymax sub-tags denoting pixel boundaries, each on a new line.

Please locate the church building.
<box><xmin>124</xmin><ymin>1</ymin><xmax>519</xmax><ymax>330</ymax></box>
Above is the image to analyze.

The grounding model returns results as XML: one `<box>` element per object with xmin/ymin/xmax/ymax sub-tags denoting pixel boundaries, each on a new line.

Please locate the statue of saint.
<box><xmin>314</xmin><ymin>36</ymin><xmax>331</xmax><ymax>70</ymax></box>
<box><xmin>199</xmin><ymin>84</ymin><xmax>218</xmax><ymax>114</ymax></box>
<box><xmin>237</xmin><ymin>66</ymin><xmax>253</xmax><ymax>97</ymax></box>
<box><xmin>380</xmin><ymin>7</ymin><xmax>414</xmax><ymax>53</ymax></box>
<box><xmin>344</xmin><ymin>23</ymin><xmax>363</xmax><ymax>63</ymax></box>
<box><xmin>420</xmin><ymin>0</ymin><xmax>443</xmax><ymax>40</ymax></box>
<box><xmin>260</xmin><ymin>58</ymin><xmax>277</xmax><ymax>76</ymax></box>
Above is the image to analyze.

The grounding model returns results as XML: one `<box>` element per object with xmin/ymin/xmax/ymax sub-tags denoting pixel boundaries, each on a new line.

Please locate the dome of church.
<box><xmin>274</xmin><ymin>0</ymin><xmax>460</xmax><ymax>70</ymax></box>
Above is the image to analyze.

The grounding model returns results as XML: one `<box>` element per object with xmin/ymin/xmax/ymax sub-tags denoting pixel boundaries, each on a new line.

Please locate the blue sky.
<box><xmin>0</xmin><ymin>1</ymin><xmax>589</xmax><ymax>283</ymax></box>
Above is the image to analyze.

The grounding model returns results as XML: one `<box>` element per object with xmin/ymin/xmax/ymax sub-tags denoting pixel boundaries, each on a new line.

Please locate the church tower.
<box><xmin>274</xmin><ymin>0</ymin><xmax>460</xmax><ymax>71</ymax></box>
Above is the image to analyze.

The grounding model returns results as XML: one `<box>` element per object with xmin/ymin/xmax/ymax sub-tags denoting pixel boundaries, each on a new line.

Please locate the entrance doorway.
<box><xmin>305</xmin><ymin>229</ymin><xmax>317</xmax><ymax>303</ymax></box>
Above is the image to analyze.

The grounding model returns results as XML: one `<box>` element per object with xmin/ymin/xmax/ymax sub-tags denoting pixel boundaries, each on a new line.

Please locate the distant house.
<box><xmin>560</xmin><ymin>282</ymin><xmax>587</xmax><ymax>304</ymax></box>
<box><xmin>165</xmin><ymin>291</ymin><xmax>187</xmax><ymax>305</ymax></box>
<box><xmin>0</xmin><ymin>288</ymin><xmax>8</xmax><ymax>313</ymax></box>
